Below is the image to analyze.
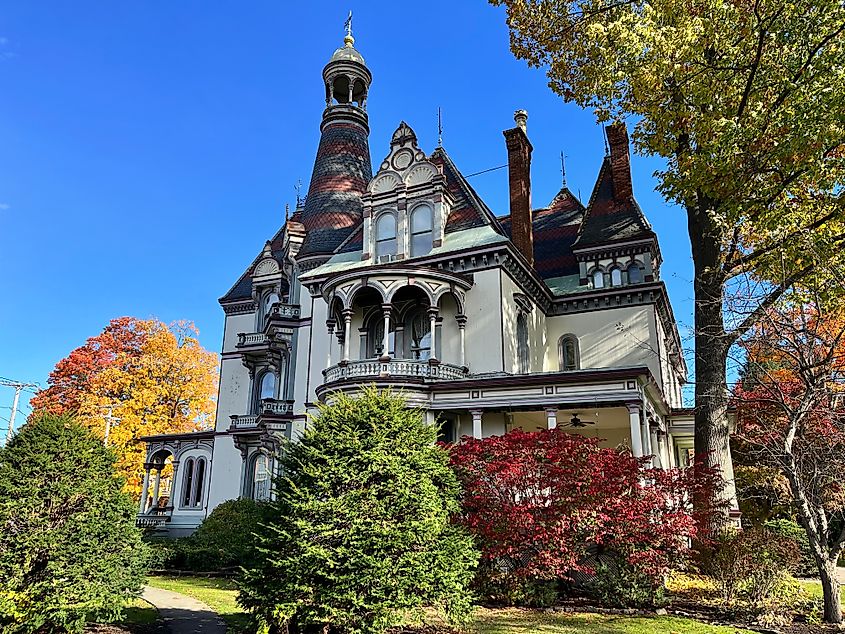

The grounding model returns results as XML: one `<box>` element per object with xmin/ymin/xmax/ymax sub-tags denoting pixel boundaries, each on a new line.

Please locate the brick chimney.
<box><xmin>606</xmin><ymin>122</ymin><xmax>633</xmax><ymax>202</ymax></box>
<box><xmin>503</xmin><ymin>110</ymin><xmax>534</xmax><ymax>266</ymax></box>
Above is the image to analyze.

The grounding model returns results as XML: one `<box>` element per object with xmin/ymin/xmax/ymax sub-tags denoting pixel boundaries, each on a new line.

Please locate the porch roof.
<box><xmin>138</xmin><ymin>430</ymin><xmax>219</xmax><ymax>443</ymax></box>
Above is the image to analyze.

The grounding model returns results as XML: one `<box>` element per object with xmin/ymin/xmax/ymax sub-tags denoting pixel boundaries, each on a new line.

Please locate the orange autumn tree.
<box><xmin>734</xmin><ymin>295</ymin><xmax>845</xmax><ymax>623</ymax></box>
<box><xmin>29</xmin><ymin>318</ymin><xmax>219</xmax><ymax>495</ymax></box>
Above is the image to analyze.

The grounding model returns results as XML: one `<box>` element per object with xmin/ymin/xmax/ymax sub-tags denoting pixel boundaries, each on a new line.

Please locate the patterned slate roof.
<box><xmin>574</xmin><ymin>157</ymin><xmax>654</xmax><ymax>248</ymax></box>
<box><xmin>430</xmin><ymin>148</ymin><xmax>503</xmax><ymax>234</ymax></box>
<box><xmin>298</xmin><ymin>120</ymin><xmax>372</xmax><ymax>257</ymax></box>
<box><xmin>499</xmin><ymin>186</ymin><xmax>585</xmax><ymax>280</ymax></box>
<box><xmin>219</xmin><ymin>225</ymin><xmax>290</xmax><ymax>304</ymax></box>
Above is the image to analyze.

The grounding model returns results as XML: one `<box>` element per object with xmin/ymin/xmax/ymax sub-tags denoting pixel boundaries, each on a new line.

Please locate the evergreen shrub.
<box><xmin>238</xmin><ymin>387</ymin><xmax>478</xmax><ymax>634</ymax></box>
<box><xmin>0</xmin><ymin>415</ymin><xmax>148</xmax><ymax>633</ymax></box>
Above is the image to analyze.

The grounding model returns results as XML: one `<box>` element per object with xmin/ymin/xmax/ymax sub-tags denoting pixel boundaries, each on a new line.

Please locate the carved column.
<box><xmin>342</xmin><ymin>309</ymin><xmax>353</xmax><ymax>362</ymax></box>
<box><xmin>326</xmin><ymin>319</ymin><xmax>336</xmax><ymax>369</ymax></box>
<box><xmin>428</xmin><ymin>307</ymin><xmax>439</xmax><ymax>363</ymax></box>
<box><xmin>151</xmin><ymin>466</ymin><xmax>162</xmax><ymax>509</ymax></box>
<box><xmin>380</xmin><ymin>304</ymin><xmax>392</xmax><ymax>361</ymax></box>
<box><xmin>470</xmin><ymin>409</ymin><xmax>483</xmax><ymax>439</ymax></box>
<box><xmin>626</xmin><ymin>405</ymin><xmax>644</xmax><ymax>457</ymax></box>
<box><xmin>138</xmin><ymin>465</ymin><xmax>151</xmax><ymax>514</ymax></box>
<box><xmin>456</xmin><ymin>315</ymin><xmax>467</xmax><ymax>368</ymax></box>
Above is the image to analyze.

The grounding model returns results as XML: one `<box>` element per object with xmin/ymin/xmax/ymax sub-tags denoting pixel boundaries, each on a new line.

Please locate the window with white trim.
<box><xmin>375</xmin><ymin>213</ymin><xmax>397</xmax><ymax>260</ymax></box>
<box><xmin>516</xmin><ymin>313</ymin><xmax>530</xmax><ymax>374</ymax></box>
<box><xmin>610</xmin><ymin>268</ymin><xmax>622</xmax><ymax>287</ymax></box>
<box><xmin>627</xmin><ymin>262</ymin><xmax>643</xmax><ymax>284</ymax></box>
<box><xmin>409</xmin><ymin>204</ymin><xmax>433</xmax><ymax>258</ymax></box>
<box><xmin>592</xmin><ymin>269</ymin><xmax>605</xmax><ymax>289</ymax></box>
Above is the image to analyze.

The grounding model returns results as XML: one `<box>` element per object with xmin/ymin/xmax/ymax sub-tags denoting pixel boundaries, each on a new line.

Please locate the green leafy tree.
<box><xmin>0</xmin><ymin>414</ymin><xmax>148</xmax><ymax>633</ymax></box>
<box><xmin>490</xmin><ymin>0</ymin><xmax>845</xmax><ymax>522</ymax></box>
<box><xmin>238</xmin><ymin>388</ymin><xmax>478</xmax><ymax>634</ymax></box>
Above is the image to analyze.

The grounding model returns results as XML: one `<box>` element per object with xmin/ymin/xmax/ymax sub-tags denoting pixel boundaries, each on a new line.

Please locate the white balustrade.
<box><xmin>323</xmin><ymin>359</ymin><xmax>467</xmax><ymax>383</ymax></box>
<box><xmin>268</xmin><ymin>303</ymin><xmax>301</xmax><ymax>319</ymax></box>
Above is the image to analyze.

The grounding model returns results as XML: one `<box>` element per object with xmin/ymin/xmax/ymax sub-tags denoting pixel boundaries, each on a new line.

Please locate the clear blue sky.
<box><xmin>0</xmin><ymin>0</ymin><xmax>695</xmax><ymax>426</ymax></box>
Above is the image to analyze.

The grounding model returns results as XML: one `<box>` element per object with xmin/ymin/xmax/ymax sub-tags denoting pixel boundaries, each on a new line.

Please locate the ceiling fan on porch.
<box><xmin>563</xmin><ymin>413</ymin><xmax>595</xmax><ymax>428</ymax></box>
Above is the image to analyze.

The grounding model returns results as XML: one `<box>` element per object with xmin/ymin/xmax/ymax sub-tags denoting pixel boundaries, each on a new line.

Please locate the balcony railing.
<box><xmin>260</xmin><ymin>399</ymin><xmax>294</xmax><ymax>415</ymax></box>
<box><xmin>267</xmin><ymin>303</ymin><xmax>301</xmax><ymax>320</ymax></box>
<box><xmin>323</xmin><ymin>359</ymin><xmax>468</xmax><ymax>383</ymax></box>
<box><xmin>230</xmin><ymin>414</ymin><xmax>258</xmax><ymax>429</ymax></box>
<box><xmin>136</xmin><ymin>506</ymin><xmax>172</xmax><ymax>528</ymax></box>
<box><xmin>237</xmin><ymin>332</ymin><xmax>270</xmax><ymax>347</ymax></box>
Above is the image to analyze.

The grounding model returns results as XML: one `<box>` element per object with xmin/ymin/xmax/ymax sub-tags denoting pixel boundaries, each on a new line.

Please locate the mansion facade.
<box><xmin>138</xmin><ymin>31</ymin><xmax>697</xmax><ymax>536</ymax></box>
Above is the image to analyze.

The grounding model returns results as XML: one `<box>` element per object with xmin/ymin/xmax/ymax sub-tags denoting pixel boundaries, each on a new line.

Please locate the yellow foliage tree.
<box><xmin>31</xmin><ymin>318</ymin><xmax>219</xmax><ymax>496</ymax></box>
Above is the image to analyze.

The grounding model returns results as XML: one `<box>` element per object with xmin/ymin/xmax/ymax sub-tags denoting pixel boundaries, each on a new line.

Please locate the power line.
<box><xmin>465</xmin><ymin>164</ymin><xmax>508</xmax><ymax>178</ymax></box>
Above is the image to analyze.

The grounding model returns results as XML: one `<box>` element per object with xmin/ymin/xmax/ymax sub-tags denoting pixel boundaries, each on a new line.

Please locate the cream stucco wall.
<box><xmin>463</xmin><ymin>268</ymin><xmax>504</xmax><ymax>374</ymax></box>
<box><xmin>545</xmin><ymin>305</ymin><xmax>661</xmax><ymax>380</ymax></box>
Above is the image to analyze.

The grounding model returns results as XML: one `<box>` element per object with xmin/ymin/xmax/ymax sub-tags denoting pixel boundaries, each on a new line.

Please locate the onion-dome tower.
<box><xmin>297</xmin><ymin>21</ymin><xmax>373</xmax><ymax>262</ymax></box>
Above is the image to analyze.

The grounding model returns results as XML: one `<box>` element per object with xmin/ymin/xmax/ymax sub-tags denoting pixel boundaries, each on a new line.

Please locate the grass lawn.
<box><xmin>147</xmin><ymin>575</ymin><xmax>756</xmax><ymax>633</ymax></box>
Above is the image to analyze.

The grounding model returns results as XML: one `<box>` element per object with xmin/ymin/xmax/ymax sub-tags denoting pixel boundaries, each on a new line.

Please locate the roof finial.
<box><xmin>294</xmin><ymin>179</ymin><xmax>303</xmax><ymax>207</ymax></box>
<box><xmin>437</xmin><ymin>107</ymin><xmax>443</xmax><ymax>148</ymax></box>
<box><xmin>560</xmin><ymin>151</ymin><xmax>567</xmax><ymax>187</ymax></box>
<box><xmin>285</xmin><ymin>203</ymin><xmax>290</xmax><ymax>222</ymax></box>
<box><xmin>344</xmin><ymin>11</ymin><xmax>354</xmax><ymax>47</ymax></box>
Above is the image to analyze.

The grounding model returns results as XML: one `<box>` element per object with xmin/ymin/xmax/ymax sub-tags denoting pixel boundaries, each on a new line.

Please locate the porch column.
<box><xmin>641</xmin><ymin>415</ymin><xmax>652</xmax><ymax>457</ymax></box>
<box><xmin>170</xmin><ymin>461</ymin><xmax>180</xmax><ymax>506</ymax></box>
<box><xmin>342</xmin><ymin>309</ymin><xmax>353</xmax><ymax>362</ymax></box>
<box><xmin>545</xmin><ymin>407</ymin><xmax>558</xmax><ymax>430</ymax></box>
<box><xmin>138</xmin><ymin>465</ymin><xmax>151</xmax><ymax>514</ymax></box>
<box><xmin>649</xmin><ymin>427</ymin><xmax>661</xmax><ymax>467</ymax></box>
<box><xmin>428</xmin><ymin>308</ymin><xmax>439</xmax><ymax>362</ymax></box>
<box><xmin>326</xmin><ymin>319</ymin><xmax>336</xmax><ymax>368</ymax></box>
<box><xmin>470</xmin><ymin>409</ymin><xmax>483</xmax><ymax>439</ymax></box>
<box><xmin>381</xmin><ymin>304</ymin><xmax>392</xmax><ymax>360</ymax></box>
<box><xmin>626</xmin><ymin>404</ymin><xmax>644</xmax><ymax>457</ymax></box>
<box><xmin>151</xmin><ymin>467</ymin><xmax>162</xmax><ymax>508</ymax></box>
<box><xmin>456</xmin><ymin>315</ymin><xmax>467</xmax><ymax>368</ymax></box>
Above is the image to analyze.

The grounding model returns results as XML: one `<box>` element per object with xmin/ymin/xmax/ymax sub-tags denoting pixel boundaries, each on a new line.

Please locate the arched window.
<box><xmin>182</xmin><ymin>458</ymin><xmax>195</xmax><ymax>507</ymax></box>
<box><xmin>259</xmin><ymin>371</ymin><xmax>276</xmax><ymax>401</ymax></box>
<box><xmin>375</xmin><ymin>213</ymin><xmax>397</xmax><ymax>260</ymax></box>
<box><xmin>592</xmin><ymin>269</ymin><xmax>605</xmax><ymax>289</ymax></box>
<box><xmin>627</xmin><ymin>262</ymin><xmax>643</xmax><ymax>284</ymax></box>
<box><xmin>516</xmin><ymin>313</ymin><xmax>530</xmax><ymax>374</ymax></box>
<box><xmin>263</xmin><ymin>291</ymin><xmax>280</xmax><ymax>317</ymax></box>
<box><xmin>192</xmin><ymin>458</ymin><xmax>206</xmax><ymax>507</ymax></box>
<box><xmin>367</xmin><ymin>313</ymin><xmax>395</xmax><ymax>358</ymax></box>
<box><xmin>404</xmin><ymin>307</ymin><xmax>431</xmax><ymax>360</ymax></box>
<box><xmin>558</xmin><ymin>335</ymin><xmax>579</xmax><ymax>371</ymax></box>
<box><xmin>251</xmin><ymin>453</ymin><xmax>270</xmax><ymax>501</ymax></box>
<box><xmin>610</xmin><ymin>268</ymin><xmax>622</xmax><ymax>287</ymax></box>
<box><xmin>410</xmin><ymin>205</ymin><xmax>433</xmax><ymax>258</ymax></box>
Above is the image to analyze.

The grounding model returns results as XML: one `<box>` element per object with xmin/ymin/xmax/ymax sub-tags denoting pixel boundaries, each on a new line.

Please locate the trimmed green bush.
<box><xmin>191</xmin><ymin>498</ymin><xmax>264</xmax><ymax>570</ymax></box>
<box><xmin>0</xmin><ymin>415</ymin><xmax>148</xmax><ymax>633</ymax></box>
<box><xmin>238</xmin><ymin>387</ymin><xmax>479</xmax><ymax>634</ymax></box>
<box><xmin>588</xmin><ymin>558</ymin><xmax>668</xmax><ymax>608</ymax></box>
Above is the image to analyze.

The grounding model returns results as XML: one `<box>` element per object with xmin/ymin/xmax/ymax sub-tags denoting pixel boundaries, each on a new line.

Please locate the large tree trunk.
<box><xmin>818</xmin><ymin>557</ymin><xmax>842</xmax><ymax>623</ymax></box>
<box><xmin>687</xmin><ymin>200</ymin><xmax>738</xmax><ymax>530</ymax></box>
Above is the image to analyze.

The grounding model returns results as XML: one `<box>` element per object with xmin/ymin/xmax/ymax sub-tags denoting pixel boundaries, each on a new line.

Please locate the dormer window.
<box><xmin>375</xmin><ymin>213</ymin><xmax>397</xmax><ymax>261</ymax></box>
<box><xmin>628</xmin><ymin>262</ymin><xmax>643</xmax><ymax>284</ymax></box>
<box><xmin>592</xmin><ymin>269</ymin><xmax>605</xmax><ymax>289</ymax></box>
<box><xmin>410</xmin><ymin>204</ymin><xmax>433</xmax><ymax>258</ymax></box>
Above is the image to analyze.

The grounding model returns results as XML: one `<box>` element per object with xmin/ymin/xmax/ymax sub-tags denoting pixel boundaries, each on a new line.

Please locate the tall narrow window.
<box><xmin>516</xmin><ymin>313</ymin><xmax>530</xmax><ymax>374</ymax></box>
<box><xmin>558</xmin><ymin>335</ymin><xmax>579</xmax><ymax>371</ymax></box>
<box><xmin>592</xmin><ymin>269</ymin><xmax>605</xmax><ymax>289</ymax></box>
<box><xmin>263</xmin><ymin>291</ymin><xmax>280</xmax><ymax>317</ymax></box>
<box><xmin>252</xmin><ymin>454</ymin><xmax>270</xmax><ymax>501</ymax></box>
<box><xmin>375</xmin><ymin>213</ymin><xmax>397</xmax><ymax>260</ymax></box>
<box><xmin>182</xmin><ymin>458</ymin><xmax>195</xmax><ymax>507</ymax></box>
<box><xmin>627</xmin><ymin>263</ymin><xmax>643</xmax><ymax>284</ymax></box>
<box><xmin>410</xmin><ymin>205</ymin><xmax>433</xmax><ymax>257</ymax></box>
<box><xmin>192</xmin><ymin>458</ymin><xmax>206</xmax><ymax>507</ymax></box>
<box><xmin>260</xmin><ymin>371</ymin><xmax>276</xmax><ymax>401</ymax></box>
<box><xmin>610</xmin><ymin>268</ymin><xmax>622</xmax><ymax>287</ymax></box>
<box><xmin>405</xmin><ymin>308</ymin><xmax>431</xmax><ymax>360</ymax></box>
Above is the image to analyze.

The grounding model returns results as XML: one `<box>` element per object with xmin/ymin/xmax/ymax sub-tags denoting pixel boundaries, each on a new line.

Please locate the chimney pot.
<box><xmin>605</xmin><ymin>122</ymin><xmax>633</xmax><ymax>202</ymax></box>
<box><xmin>514</xmin><ymin>109</ymin><xmax>528</xmax><ymax>132</ymax></box>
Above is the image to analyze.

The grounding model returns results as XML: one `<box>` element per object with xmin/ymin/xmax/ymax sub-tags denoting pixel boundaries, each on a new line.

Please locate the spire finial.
<box><xmin>285</xmin><ymin>203</ymin><xmax>290</xmax><ymax>222</ymax></box>
<box><xmin>437</xmin><ymin>107</ymin><xmax>443</xmax><ymax>147</ymax></box>
<box><xmin>560</xmin><ymin>151</ymin><xmax>567</xmax><ymax>187</ymax></box>
<box><xmin>344</xmin><ymin>11</ymin><xmax>354</xmax><ymax>47</ymax></box>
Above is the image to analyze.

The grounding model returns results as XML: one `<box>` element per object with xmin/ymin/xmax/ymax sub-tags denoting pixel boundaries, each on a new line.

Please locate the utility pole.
<box><xmin>103</xmin><ymin>406</ymin><xmax>120</xmax><ymax>446</ymax></box>
<box><xmin>0</xmin><ymin>378</ymin><xmax>39</xmax><ymax>443</ymax></box>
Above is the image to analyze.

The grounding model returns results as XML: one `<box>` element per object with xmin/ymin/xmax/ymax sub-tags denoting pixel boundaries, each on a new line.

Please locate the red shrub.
<box><xmin>449</xmin><ymin>428</ymin><xmax>719</xmax><ymax>582</ymax></box>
